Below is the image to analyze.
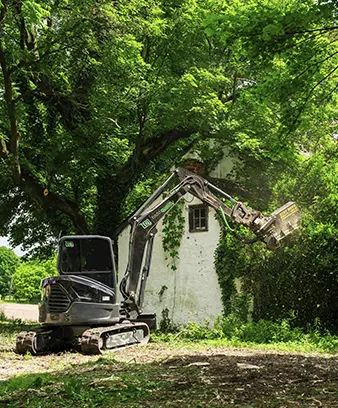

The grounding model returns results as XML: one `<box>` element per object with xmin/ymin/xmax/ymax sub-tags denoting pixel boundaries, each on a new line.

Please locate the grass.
<box><xmin>0</xmin><ymin>352</ymin><xmax>206</xmax><ymax>408</ymax></box>
<box><xmin>152</xmin><ymin>315</ymin><xmax>338</xmax><ymax>354</ymax></box>
<box><xmin>0</xmin><ymin>357</ymin><xmax>167</xmax><ymax>408</ymax></box>
<box><xmin>1</xmin><ymin>316</ymin><xmax>338</xmax><ymax>407</ymax></box>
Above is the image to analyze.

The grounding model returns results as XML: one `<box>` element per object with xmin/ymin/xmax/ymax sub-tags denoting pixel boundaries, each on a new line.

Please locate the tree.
<box><xmin>12</xmin><ymin>258</ymin><xmax>56</xmax><ymax>303</ymax></box>
<box><xmin>1</xmin><ymin>0</ymin><xmax>337</xmax><ymax>255</ymax></box>
<box><xmin>0</xmin><ymin>246</ymin><xmax>20</xmax><ymax>298</ymax></box>
<box><xmin>0</xmin><ymin>0</ymin><xmax>241</xmax><ymax>253</ymax></box>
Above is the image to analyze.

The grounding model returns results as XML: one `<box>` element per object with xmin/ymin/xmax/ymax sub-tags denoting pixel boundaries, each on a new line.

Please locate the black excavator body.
<box><xmin>41</xmin><ymin>235</ymin><xmax>120</xmax><ymax>326</ymax></box>
<box><xmin>16</xmin><ymin>236</ymin><xmax>152</xmax><ymax>355</ymax></box>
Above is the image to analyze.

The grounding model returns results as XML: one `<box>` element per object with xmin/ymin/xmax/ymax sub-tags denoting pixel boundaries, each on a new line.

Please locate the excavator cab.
<box><xmin>57</xmin><ymin>235</ymin><xmax>116</xmax><ymax>289</ymax></box>
<box><xmin>38</xmin><ymin>235</ymin><xmax>121</xmax><ymax>328</ymax></box>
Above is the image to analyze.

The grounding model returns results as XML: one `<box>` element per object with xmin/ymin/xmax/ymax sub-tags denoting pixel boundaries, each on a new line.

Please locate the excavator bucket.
<box><xmin>262</xmin><ymin>202</ymin><xmax>301</xmax><ymax>248</ymax></box>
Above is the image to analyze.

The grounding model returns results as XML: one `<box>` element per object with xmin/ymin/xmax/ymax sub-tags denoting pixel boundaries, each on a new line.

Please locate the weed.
<box><xmin>63</xmin><ymin>377</ymin><xmax>83</xmax><ymax>397</ymax></box>
<box><xmin>159</xmin><ymin>307</ymin><xmax>178</xmax><ymax>333</ymax></box>
<box><xmin>155</xmin><ymin>315</ymin><xmax>338</xmax><ymax>353</ymax></box>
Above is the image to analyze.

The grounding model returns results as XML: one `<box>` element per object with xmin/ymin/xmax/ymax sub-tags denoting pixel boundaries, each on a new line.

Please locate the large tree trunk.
<box><xmin>94</xmin><ymin>131</ymin><xmax>198</xmax><ymax>238</ymax></box>
<box><xmin>95</xmin><ymin>175</ymin><xmax>132</xmax><ymax>238</ymax></box>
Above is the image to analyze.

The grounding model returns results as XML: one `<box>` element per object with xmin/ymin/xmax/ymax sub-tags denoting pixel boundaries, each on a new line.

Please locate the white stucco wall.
<box><xmin>209</xmin><ymin>147</ymin><xmax>238</xmax><ymax>180</ymax></box>
<box><xmin>117</xmin><ymin>149</ymin><xmax>239</xmax><ymax>328</ymax></box>
<box><xmin>118</xmin><ymin>193</ymin><xmax>224</xmax><ymax>327</ymax></box>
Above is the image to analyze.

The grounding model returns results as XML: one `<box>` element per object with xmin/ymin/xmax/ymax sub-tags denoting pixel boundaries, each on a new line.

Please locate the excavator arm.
<box><xmin>120</xmin><ymin>168</ymin><xmax>300</xmax><ymax>318</ymax></box>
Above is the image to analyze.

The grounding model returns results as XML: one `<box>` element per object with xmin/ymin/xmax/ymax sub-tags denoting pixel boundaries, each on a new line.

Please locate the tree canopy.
<box><xmin>0</xmin><ymin>0</ymin><xmax>337</xmax><ymax>258</ymax></box>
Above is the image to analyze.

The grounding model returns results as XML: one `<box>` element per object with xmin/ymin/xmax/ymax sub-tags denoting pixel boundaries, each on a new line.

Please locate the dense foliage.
<box><xmin>12</xmin><ymin>258</ymin><xmax>56</xmax><ymax>302</ymax></box>
<box><xmin>216</xmin><ymin>141</ymin><xmax>338</xmax><ymax>329</ymax></box>
<box><xmin>1</xmin><ymin>0</ymin><xmax>337</xmax><ymax>256</ymax></box>
<box><xmin>0</xmin><ymin>247</ymin><xmax>20</xmax><ymax>298</ymax></box>
<box><xmin>0</xmin><ymin>246</ymin><xmax>56</xmax><ymax>302</ymax></box>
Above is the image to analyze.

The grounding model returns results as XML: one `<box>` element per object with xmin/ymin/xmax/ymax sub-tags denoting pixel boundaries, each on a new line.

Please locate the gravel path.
<box><xmin>0</xmin><ymin>303</ymin><xmax>38</xmax><ymax>322</ymax></box>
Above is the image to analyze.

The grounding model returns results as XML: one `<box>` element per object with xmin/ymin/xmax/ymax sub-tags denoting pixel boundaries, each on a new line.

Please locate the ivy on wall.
<box><xmin>214</xmin><ymin>230</ymin><xmax>237</xmax><ymax>315</ymax></box>
<box><xmin>160</xmin><ymin>194</ymin><xmax>252</xmax><ymax>320</ymax></box>
<box><xmin>214</xmin><ymin>217</ymin><xmax>255</xmax><ymax>320</ymax></box>
<box><xmin>162</xmin><ymin>200</ymin><xmax>185</xmax><ymax>270</ymax></box>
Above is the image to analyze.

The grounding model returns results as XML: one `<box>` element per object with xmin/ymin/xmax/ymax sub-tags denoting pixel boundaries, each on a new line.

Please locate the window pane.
<box><xmin>61</xmin><ymin>238</ymin><xmax>113</xmax><ymax>273</ymax></box>
<box><xmin>189</xmin><ymin>205</ymin><xmax>208</xmax><ymax>232</ymax></box>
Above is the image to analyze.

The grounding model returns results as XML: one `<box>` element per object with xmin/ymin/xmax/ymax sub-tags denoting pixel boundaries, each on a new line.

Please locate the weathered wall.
<box><xmin>118</xmin><ymin>151</ymin><xmax>238</xmax><ymax>327</ymax></box>
<box><xmin>118</xmin><ymin>193</ymin><xmax>223</xmax><ymax>327</ymax></box>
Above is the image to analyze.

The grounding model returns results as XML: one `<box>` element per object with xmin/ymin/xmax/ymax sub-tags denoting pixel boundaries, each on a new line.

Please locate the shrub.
<box><xmin>0</xmin><ymin>246</ymin><xmax>20</xmax><ymax>299</ymax></box>
<box><xmin>12</xmin><ymin>259</ymin><xmax>57</xmax><ymax>303</ymax></box>
<box><xmin>168</xmin><ymin>316</ymin><xmax>338</xmax><ymax>352</ymax></box>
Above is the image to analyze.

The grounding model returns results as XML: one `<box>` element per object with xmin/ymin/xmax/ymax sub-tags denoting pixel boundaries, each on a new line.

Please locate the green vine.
<box><xmin>214</xmin><ymin>225</ymin><xmax>252</xmax><ymax>321</ymax></box>
<box><xmin>162</xmin><ymin>200</ymin><xmax>185</xmax><ymax>270</ymax></box>
<box><xmin>214</xmin><ymin>231</ymin><xmax>236</xmax><ymax>315</ymax></box>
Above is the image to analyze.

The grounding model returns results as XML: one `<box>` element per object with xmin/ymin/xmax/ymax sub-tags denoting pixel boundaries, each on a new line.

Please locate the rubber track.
<box><xmin>16</xmin><ymin>330</ymin><xmax>37</xmax><ymax>355</ymax></box>
<box><xmin>15</xmin><ymin>329</ymin><xmax>53</xmax><ymax>355</ymax></box>
<box><xmin>81</xmin><ymin>322</ymin><xmax>150</xmax><ymax>354</ymax></box>
<box><xmin>15</xmin><ymin>322</ymin><xmax>150</xmax><ymax>355</ymax></box>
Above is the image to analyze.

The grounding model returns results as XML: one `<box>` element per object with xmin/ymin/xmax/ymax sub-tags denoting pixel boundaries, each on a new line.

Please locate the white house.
<box><xmin>118</xmin><ymin>154</ymin><xmax>237</xmax><ymax>327</ymax></box>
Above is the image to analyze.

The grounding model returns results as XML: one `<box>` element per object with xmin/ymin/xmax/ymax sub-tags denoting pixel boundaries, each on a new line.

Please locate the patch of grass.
<box><xmin>4</xmin><ymin>373</ymin><xmax>51</xmax><ymax>391</ymax></box>
<box><xmin>152</xmin><ymin>316</ymin><xmax>338</xmax><ymax>354</ymax></box>
<box><xmin>0</xmin><ymin>357</ymin><xmax>172</xmax><ymax>408</ymax></box>
<box><xmin>0</xmin><ymin>315</ymin><xmax>39</xmax><ymax>349</ymax></box>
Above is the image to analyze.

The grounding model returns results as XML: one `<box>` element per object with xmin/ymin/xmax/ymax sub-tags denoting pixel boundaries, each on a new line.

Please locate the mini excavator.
<box><xmin>16</xmin><ymin>168</ymin><xmax>301</xmax><ymax>355</ymax></box>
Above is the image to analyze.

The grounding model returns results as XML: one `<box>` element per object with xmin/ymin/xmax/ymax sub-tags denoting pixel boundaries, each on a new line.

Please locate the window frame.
<box><xmin>188</xmin><ymin>204</ymin><xmax>209</xmax><ymax>233</ymax></box>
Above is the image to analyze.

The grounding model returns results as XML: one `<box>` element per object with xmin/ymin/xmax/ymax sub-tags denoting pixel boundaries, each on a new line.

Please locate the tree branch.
<box><xmin>139</xmin><ymin>128</ymin><xmax>198</xmax><ymax>163</ymax></box>
<box><xmin>0</xmin><ymin>137</ymin><xmax>9</xmax><ymax>159</ymax></box>
<box><xmin>0</xmin><ymin>16</ymin><xmax>89</xmax><ymax>234</ymax></box>
<box><xmin>291</xmin><ymin>50</ymin><xmax>338</xmax><ymax>83</ymax></box>
<box><xmin>282</xmin><ymin>64</ymin><xmax>338</xmax><ymax>142</ymax></box>
<box><xmin>21</xmin><ymin>169</ymin><xmax>89</xmax><ymax>234</ymax></box>
<box><xmin>0</xmin><ymin>42</ymin><xmax>21</xmax><ymax>183</ymax></box>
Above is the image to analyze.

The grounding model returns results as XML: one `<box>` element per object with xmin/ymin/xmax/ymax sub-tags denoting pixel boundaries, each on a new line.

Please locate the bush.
<box><xmin>0</xmin><ymin>246</ymin><xmax>20</xmax><ymax>299</ymax></box>
<box><xmin>169</xmin><ymin>316</ymin><xmax>338</xmax><ymax>352</ymax></box>
<box><xmin>179</xmin><ymin>320</ymin><xmax>223</xmax><ymax>341</ymax></box>
<box><xmin>12</xmin><ymin>259</ymin><xmax>57</xmax><ymax>303</ymax></box>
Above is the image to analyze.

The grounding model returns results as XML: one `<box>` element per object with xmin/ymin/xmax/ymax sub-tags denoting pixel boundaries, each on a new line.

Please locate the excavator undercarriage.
<box><xmin>16</xmin><ymin>322</ymin><xmax>150</xmax><ymax>355</ymax></box>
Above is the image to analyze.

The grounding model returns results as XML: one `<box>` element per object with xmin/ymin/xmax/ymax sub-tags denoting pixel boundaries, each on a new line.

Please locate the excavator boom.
<box><xmin>120</xmin><ymin>168</ymin><xmax>301</xmax><ymax>317</ymax></box>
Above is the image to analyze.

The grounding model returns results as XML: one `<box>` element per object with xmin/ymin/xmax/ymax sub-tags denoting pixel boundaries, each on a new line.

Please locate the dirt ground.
<box><xmin>1</xmin><ymin>342</ymin><xmax>338</xmax><ymax>407</ymax></box>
